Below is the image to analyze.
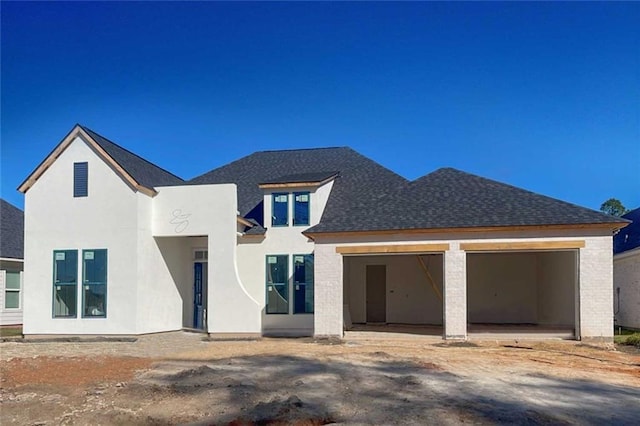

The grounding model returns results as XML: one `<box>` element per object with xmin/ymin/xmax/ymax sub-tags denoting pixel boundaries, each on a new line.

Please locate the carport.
<box><xmin>339</xmin><ymin>244</ymin><xmax>447</xmax><ymax>338</ymax></box>
<box><xmin>462</xmin><ymin>241</ymin><xmax>581</xmax><ymax>340</ymax></box>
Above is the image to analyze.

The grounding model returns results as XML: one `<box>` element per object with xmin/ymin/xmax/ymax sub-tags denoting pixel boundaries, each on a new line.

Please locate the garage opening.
<box><xmin>343</xmin><ymin>253</ymin><xmax>444</xmax><ymax>338</ymax></box>
<box><xmin>466</xmin><ymin>250</ymin><xmax>578</xmax><ymax>339</ymax></box>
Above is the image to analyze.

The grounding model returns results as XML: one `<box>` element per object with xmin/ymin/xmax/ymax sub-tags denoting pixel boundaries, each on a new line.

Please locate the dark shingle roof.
<box><xmin>259</xmin><ymin>171</ymin><xmax>339</xmax><ymax>185</ymax></box>
<box><xmin>306</xmin><ymin>167</ymin><xmax>629</xmax><ymax>233</ymax></box>
<box><xmin>614</xmin><ymin>208</ymin><xmax>640</xmax><ymax>254</ymax></box>
<box><xmin>0</xmin><ymin>199</ymin><xmax>24</xmax><ymax>259</ymax></box>
<box><xmin>80</xmin><ymin>126</ymin><xmax>184</xmax><ymax>189</ymax></box>
<box><xmin>188</xmin><ymin>147</ymin><xmax>408</xmax><ymax>226</ymax></box>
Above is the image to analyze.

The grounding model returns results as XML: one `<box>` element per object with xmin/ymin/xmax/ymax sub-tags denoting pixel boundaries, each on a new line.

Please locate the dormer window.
<box><xmin>293</xmin><ymin>192</ymin><xmax>310</xmax><ymax>226</ymax></box>
<box><xmin>272</xmin><ymin>193</ymin><xmax>289</xmax><ymax>226</ymax></box>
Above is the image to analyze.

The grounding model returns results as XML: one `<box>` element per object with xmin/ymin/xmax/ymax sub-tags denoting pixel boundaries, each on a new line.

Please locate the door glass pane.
<box><xmin>266</xmin><ymin>255</ymin><xmax>288</xmax><ymax>314</ymax></box>
<box><xmin>5</xmin><ymin>291</ymin><xmax>19</xmax><ymax>309</ymax></box>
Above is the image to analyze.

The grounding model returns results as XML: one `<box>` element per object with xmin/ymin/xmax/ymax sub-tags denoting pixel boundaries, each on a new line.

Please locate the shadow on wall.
<box><xmin>129</xmin><ymin>354</ymin><xmax>640</xmax><ymax>425</ymax></box>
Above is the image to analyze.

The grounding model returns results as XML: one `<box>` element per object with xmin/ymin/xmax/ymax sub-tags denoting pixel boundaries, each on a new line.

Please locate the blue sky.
<box><xmin>2</xmin><ymin>2</ymin><xmax>639</xmax><ymax>212</ymax></box>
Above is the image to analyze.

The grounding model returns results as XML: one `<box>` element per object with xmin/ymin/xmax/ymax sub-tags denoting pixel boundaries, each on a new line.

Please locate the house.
<box><xmin>18</xmin><ymin>124</ymin><xmax>629</xmax><ymax>342</ymax></box>
<box><xmin>0</xmin><ymin>199</ymin><xmax>24</xmax><ymax>326</ymax></box>
<box><xmin>614</xmin><ymin>208</ymin><xmax>640</xmax><ymax>330</ymax></box>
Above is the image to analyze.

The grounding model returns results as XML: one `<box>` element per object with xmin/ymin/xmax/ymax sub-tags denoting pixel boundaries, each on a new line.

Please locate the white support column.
<box><xmin>444</xmin><ymin>247</ymin><xmax>467</xmax><ymax>339</ymax></box>
<box><xmin>579</xmin><ymin>237</ymin><xmax>614</xmax><ymax>343</ymax></box>
<box><xmin>314</xmin><ymin>243</ymin><xmax>343</xmax><ymax>338</ymax></box>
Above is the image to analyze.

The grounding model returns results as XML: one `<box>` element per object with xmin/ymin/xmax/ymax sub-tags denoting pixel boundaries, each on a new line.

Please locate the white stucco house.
<box><xmin>18</xmin><ymin>125</ymin><xmax>629</xmax><ymax>342</ymax></box>
<box><xmin>613</xmin><ymin>208</ymin><xmax>639</xmax><ymax>330</ymax></box>
<box><xmin>0</xmin><ymin>199</ymin><xmax>24</xmax><ymax>326</ymax></box>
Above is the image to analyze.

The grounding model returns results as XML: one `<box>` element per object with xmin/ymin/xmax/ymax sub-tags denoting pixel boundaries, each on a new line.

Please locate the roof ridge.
<box><xmin>257</xmin><ymin>146</ymin><xmax>349</xmax><ymax>153</ymax></box>
<box><xmin>79</xmin><ymin>125</ymin><xmax>184</xmax><ymax>182</ymax></box>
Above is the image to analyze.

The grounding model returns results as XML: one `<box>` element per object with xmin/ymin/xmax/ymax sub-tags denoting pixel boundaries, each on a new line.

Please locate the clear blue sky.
<box><xmin>2</xmin><ymin>2</ymin><xmax>639</xmax><ymax>212</ymax></box>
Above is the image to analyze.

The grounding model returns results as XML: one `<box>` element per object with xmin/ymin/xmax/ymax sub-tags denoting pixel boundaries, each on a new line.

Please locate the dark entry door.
<box><xmin>366</xmin><ymin>265</ymin><xmax>386</xmax><ymax>323</ymax></box>
<box><xmin>193</xmin><ymin>262</ymin><xmax>208</xmax><ymax>329</ymax></box>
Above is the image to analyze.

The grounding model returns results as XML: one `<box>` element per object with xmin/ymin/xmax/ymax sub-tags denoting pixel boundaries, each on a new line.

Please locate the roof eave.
<box><xmin>303</xmin><ymin>222</ymin><xmax>629</xmax><ymax>240</ymax></box>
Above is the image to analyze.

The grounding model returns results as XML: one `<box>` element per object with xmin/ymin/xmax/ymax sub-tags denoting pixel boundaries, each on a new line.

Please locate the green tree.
<box><xmin>600</xmin><ymin>198</ymin><xmax>629</xmax><ymax>217</ymax></box>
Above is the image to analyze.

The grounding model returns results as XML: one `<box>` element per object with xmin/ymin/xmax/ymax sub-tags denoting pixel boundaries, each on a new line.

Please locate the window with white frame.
<box><xmin>4</xmin><ymin>271</ymin><xmax>21</xmax><ymax>309</ymax></box>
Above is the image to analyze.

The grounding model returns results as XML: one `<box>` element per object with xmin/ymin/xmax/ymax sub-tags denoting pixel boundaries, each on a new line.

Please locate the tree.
<box><xmin>600</xmin><ymin>198</ymin><xmax>629</xmax><ymax>217</ymax></box>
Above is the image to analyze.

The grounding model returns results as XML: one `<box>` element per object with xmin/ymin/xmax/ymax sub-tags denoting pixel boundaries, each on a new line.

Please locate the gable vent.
<box><xmin>74</xmin><ymin>162</ymin><xmax>88</xmax><ymax>197</ymax></box>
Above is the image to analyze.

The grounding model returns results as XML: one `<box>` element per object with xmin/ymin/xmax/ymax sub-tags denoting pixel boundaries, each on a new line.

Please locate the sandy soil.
<box><xmin>1</xmin><ymin>334</ymin><xmax>639</xmax><ymax>425</ymax></box>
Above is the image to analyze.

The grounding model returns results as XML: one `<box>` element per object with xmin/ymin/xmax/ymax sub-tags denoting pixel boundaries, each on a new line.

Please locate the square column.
<box><xmin>444</xmin><ymin>247</ymin><xmax>467</xmax><ymax>339</ymax></box>
<box><xmin>579</xmin><ymin>237</ymin><xmax>613</xmax><ymax>343</ymax></box>
<box><xmin>314</xmin><ymin>244</ymin><xmax>343</xmax><ymax>338</ymax></box>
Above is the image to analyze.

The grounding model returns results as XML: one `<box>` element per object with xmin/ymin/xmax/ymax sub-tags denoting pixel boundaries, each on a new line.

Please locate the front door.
<box><xmin>366</xmin><ymin>265</ymin><xmax>386</xmax><ymax>323</ymax></box>
<box><xmin>193</xmin><ymin>262</ymin><xmax>208</xmax><ymax>329</ymax></box>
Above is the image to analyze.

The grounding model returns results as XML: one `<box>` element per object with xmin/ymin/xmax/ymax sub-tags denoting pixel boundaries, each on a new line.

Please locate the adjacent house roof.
<box><xmin>18</xmin><ymin>124</ymin><xmax>183</xmax><ymax>196</ymax></box>
<box><xmin>188</xmin><ymin>147</ymin><xmax>408</xmax><ymax>226</ymax></box>
<box><xmin>304</xmin><ymin>168</ymin><xmax>630</xmax><ymax>234</ymax></box>
<box><xmin>80</xmin><ymin>126</ymin><xmax>184</xmax><ymax>188</ymax></box>
<box><xmin>614</xmin><ymin>208</ymin><xmax>640</xmax><ymax>254</ymax></box>
<box><xmin>0</xmin><ymin>199</ymin><xmax>24</xmax><ymax>260</ymax></box>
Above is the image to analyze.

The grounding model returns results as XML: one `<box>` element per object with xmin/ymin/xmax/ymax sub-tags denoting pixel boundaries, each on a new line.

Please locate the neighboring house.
<box><xmin>18</xmin><ymin>124</ymin><xmax>629</xmax><ymax>341</ymax></box>
<box><xmin>613</xmin><ymin>208</ymin><xmax>640</xmax><ymax>330</ymax></box>
<box><xmin>0</xmin><ymin>199</ymin><xmax>24</xmax><ymax>326</ymax></box>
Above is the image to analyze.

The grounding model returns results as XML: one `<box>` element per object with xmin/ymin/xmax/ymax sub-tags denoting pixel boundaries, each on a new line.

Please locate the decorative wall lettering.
<box><xmin>170</xmin><ymin>209</ymin><xmax>191</xmax><ymax>233</ymax></box>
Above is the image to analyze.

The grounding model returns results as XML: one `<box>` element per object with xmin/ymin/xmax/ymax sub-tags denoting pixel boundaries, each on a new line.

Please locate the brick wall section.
<box><xmin>579</xmin><ymin>236</ymin><xmax>614</xmax><ymax>341</ymax></box>
<box><xmin>314</xmin><ymin>243</ymin><xmax>344</xmax><ymax>337</ymax></box>
<box><xmin>614</xmin><ymin>250</ymin><xmax>640</xmax><ymax>329</ymax></box>
<box><xmin>444</xmin><ymin>245</ymin><xmax>467</xmax><ymax>339</ymax></box>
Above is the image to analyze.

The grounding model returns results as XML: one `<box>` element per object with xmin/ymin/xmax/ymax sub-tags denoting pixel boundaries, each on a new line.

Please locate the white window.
<box><xmin>4</xmin><ymin>271</ymin><xmax>21</xmax><ymax>309</ymax></box>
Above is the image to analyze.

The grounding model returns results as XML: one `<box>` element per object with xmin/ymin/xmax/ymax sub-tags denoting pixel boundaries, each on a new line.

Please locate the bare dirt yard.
<box><xmin>1</xmin><ymin>332</ymin><xmax>639</xmax><ymax>425</ymax></box>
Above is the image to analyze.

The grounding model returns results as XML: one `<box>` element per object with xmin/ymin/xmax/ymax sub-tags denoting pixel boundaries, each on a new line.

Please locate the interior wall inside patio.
<box><xmin>154</xmin><ymin>236</ymin><xmax>209</xmax><ymax>329</ymax></box>
<box><xmin>467</xmin><ymin>251</ymin><xmax>576</xmax><ymax>327</ymax></box>
<box><xmin>343</xmin><ymin>254</ymin><xmax>444</xmax><ymax>325</ymax></box>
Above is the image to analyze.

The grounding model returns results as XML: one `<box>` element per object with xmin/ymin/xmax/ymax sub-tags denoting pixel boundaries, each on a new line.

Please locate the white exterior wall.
<box><xmin>235</xmin><ymin>180</ymin><xmax>334</xmax><ymax>335</ymax></box>
<box><xmin>614</xmin><ymin>248</ymin><xmax>640</xmax><ymax>329</ymax></box>
<box><xmin>23</xmin><ymin>137</ymin><xmax>140</xmax><ymax>334</ymax></box>
<box><xmin>152</xmin><ymin>184</ymin><xmax>261</xmax><ymax>334</ymax></box>
<box><xmin>314</xmin><ymin>230</ymin><xmax>614</xmax><ymax>341</ymax></box>
<box><xmin>0</xmin><ymin>265</ymin><xmax>24</xmax><ymax>326</ymax></box>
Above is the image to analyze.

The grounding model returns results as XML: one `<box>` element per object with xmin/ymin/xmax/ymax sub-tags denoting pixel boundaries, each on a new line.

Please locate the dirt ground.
<box><xmin>1</xmin><ymin>332</ymin><xmax>639</xmax><ymax>425</ymax></box>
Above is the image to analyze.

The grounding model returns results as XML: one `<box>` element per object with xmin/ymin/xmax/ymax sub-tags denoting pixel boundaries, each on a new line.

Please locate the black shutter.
<box><xmin>74</xmin><ymin>162</ymin><xmax>88</xmax><ymax>197</ymax></box>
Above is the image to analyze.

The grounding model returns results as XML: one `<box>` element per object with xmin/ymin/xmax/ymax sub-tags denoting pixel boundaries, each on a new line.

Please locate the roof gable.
<box><xmin>614</xmin><ymin>208</ymin><xmax>640</xmax><ymax>254</ymax></box>
<box><xmin>19</xmin><ymin>125</ymin><xmax>183</xmax><ymax>195</ymax></box>
<box><xmin>0</xmin><ymin>199</ymin><xmax>24</xmax><ymax>259</ymax></box>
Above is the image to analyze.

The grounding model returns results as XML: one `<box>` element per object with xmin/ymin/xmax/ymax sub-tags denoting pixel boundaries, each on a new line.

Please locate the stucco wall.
<box><xmin>614</xmin><ymin>249</ymin><xmax>640</xmax><ymax>329</ymax></box>
<box><xmin>153</xmin><ymin>184</ymin><xmax>261</xmax><ymax>334</ymax></box>
<box><xmin>235</xmin><ymin>181</ymin><xmax>334</xmax><ymax>335</ymax></box>
<box><xmin>23</xmin><ymin>137</ymin><xmax>140</xmax><ymax>334</ymax></box>
<box><xmin>344</xmin><ymin>254</ymin><xmax>443</xmax><ymax>325</ymax></box>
